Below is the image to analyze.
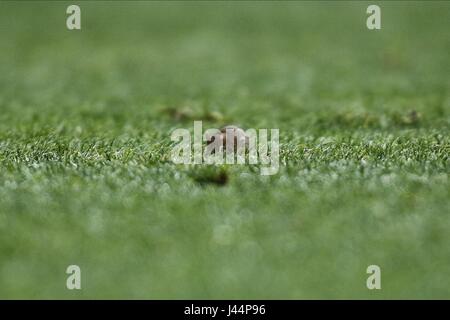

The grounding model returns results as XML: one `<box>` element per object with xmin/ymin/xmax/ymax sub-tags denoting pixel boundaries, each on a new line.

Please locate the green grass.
<box><xmin>0</xmin><ymin>1</ymin><xmax>449</xmax><ymax>299</ymax></box>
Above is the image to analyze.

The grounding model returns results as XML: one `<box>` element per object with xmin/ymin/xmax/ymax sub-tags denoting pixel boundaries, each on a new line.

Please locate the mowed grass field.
<box><xmin>0</xmin><ymin>1</ymin><xmax>449</xmax><ymax>299</ymax></box>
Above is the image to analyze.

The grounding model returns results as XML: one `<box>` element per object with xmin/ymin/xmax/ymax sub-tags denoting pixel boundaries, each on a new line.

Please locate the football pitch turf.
<box><xmin>0</xmin><ymin>1</ymin><xmax>449</xmax><ymax>298</ymax></box>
